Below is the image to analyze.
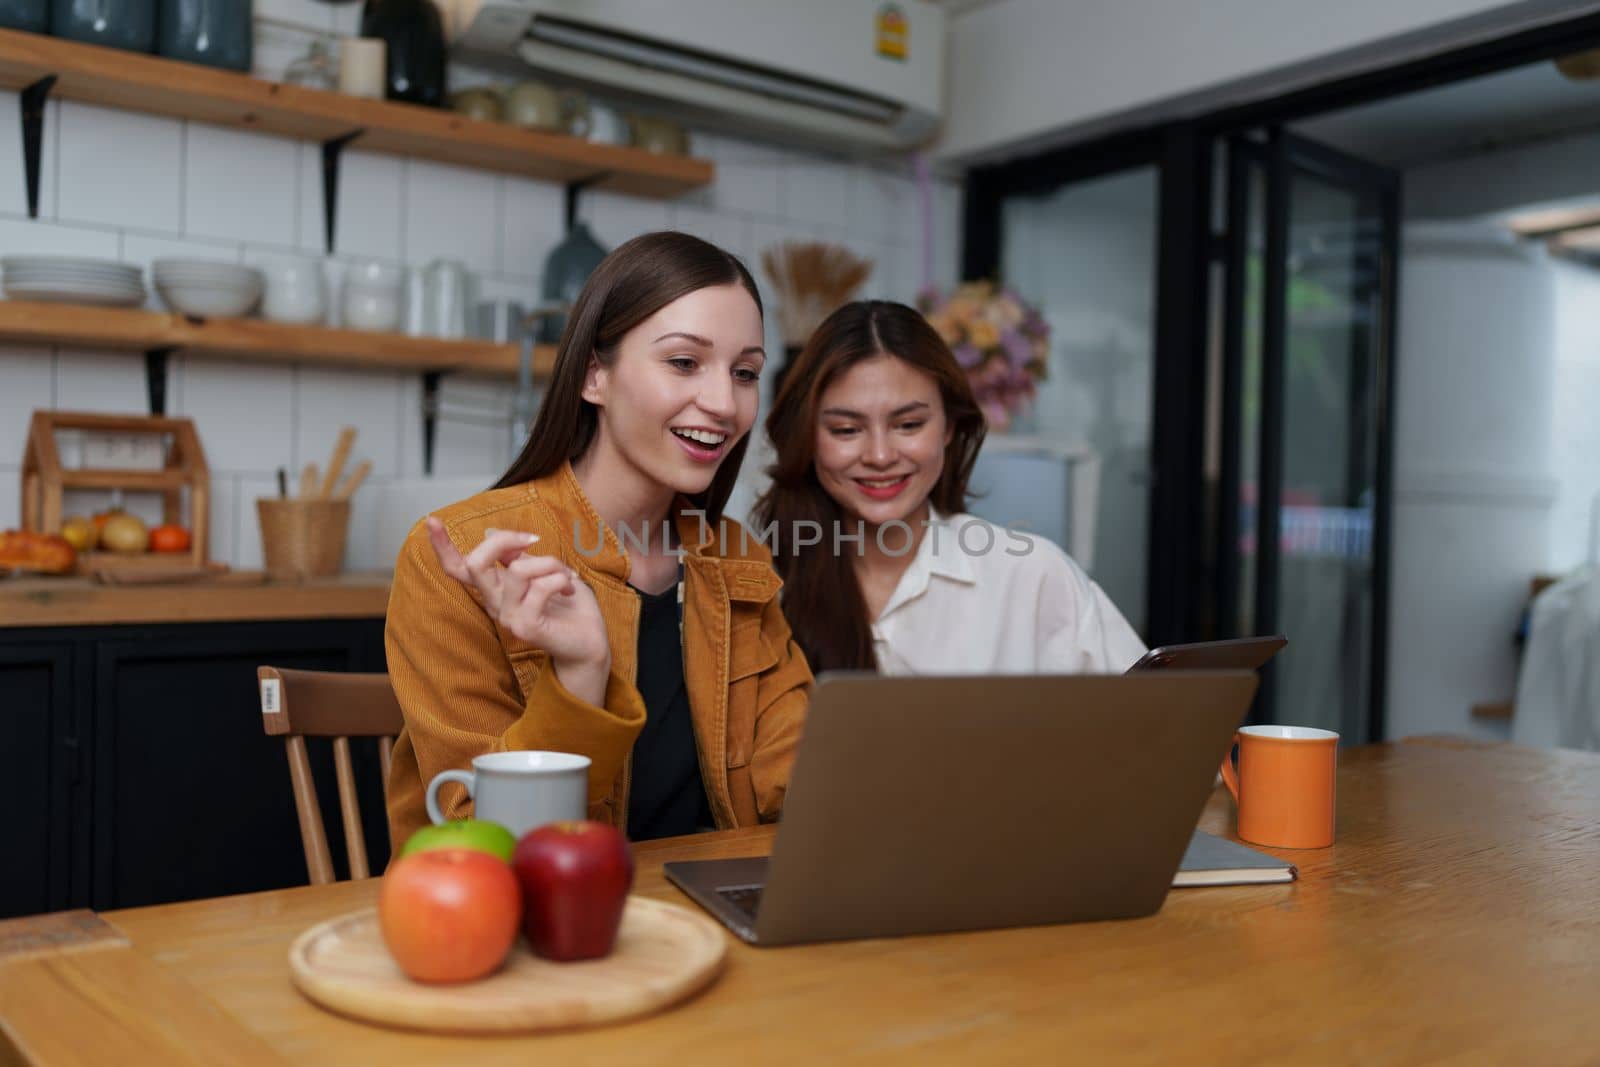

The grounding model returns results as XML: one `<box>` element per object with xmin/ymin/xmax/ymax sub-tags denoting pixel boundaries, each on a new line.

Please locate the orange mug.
<box><xmin>1219</xmin><ymin>725</ymin><xmax>1338</xmax><ymax>849</ymax></box>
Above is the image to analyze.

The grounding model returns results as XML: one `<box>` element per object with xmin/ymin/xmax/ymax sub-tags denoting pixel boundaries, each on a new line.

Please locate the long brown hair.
<box><xmin>494</xmin><ymin>231</ymin><xmax>763</xmax><ymax>524</ymax></box>
<box><xmin>754</xmin><ymin>300</ymin><xmax>986</xmax><ymax>673</ymax></box>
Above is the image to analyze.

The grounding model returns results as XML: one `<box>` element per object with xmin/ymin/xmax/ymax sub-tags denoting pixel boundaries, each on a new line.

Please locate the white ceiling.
<box><xmin>1292</xmin><ymin>59</ymin><xmax>1600</xmax><ymax>168</ymax></box>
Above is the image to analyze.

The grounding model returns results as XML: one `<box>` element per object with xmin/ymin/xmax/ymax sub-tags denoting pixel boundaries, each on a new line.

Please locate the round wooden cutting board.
<box><xmin>288</xmin><ymin>896</ymin><xmax>728</xmax><ymax>1033</ymax></box>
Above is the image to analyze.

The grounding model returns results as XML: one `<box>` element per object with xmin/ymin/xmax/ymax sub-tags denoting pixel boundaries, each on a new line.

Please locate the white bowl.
<box><xmin>342</xmin><ymin>287</ymin><xmax>401</xmax><ymax>331</ymax></box>
<box><xmin>157</xmin><ymin>278</ymin><xmax>263</xmax><ymax>318</ymax></box>
<box><xmin>346</xmin><ymin>260</ymin><xmax>405</xmax><ymax>291</ymax></box>
<box><xmin>153</xmin><ymin>257</ymin><xmax>259</xmax><ymax>277</ymax></box>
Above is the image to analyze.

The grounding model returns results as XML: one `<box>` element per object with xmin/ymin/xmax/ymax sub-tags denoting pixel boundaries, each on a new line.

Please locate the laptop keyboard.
<box><xmin>716</xmin><ymin>884</ymin><xmax>764</xmax><ymax>918</ymax></box>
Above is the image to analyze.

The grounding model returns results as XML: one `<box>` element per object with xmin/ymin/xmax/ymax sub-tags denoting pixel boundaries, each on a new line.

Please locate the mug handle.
<box><xmin>425</xmin><ymin>769</ymin><xmax>474</xmax><ymax>825</ymax></box>
<box><xmin>1219</xmin><ymin>732</ymin><xmax>1242</xmax><ymax>803</ymax></box>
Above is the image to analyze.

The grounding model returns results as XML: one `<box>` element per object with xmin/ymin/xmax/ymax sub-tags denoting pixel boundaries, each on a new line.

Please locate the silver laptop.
<box><xmin>664</xmin><ymin>670</ymin><xmax>1258</xmax><ymax>946</ymax></box>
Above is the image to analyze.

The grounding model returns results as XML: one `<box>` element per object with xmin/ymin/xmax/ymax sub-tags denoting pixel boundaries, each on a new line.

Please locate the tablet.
<box><xmin>1127</xmin><ymin>635</ymin><xmax>1287</xmax><ymax>673</ymax></box>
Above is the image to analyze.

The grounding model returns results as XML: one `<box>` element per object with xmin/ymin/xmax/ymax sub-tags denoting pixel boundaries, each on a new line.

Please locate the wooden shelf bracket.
<box><xmin>420</xmin><ymin>370</ymin><xmax>443</xmax><ymax>477</ymax></box>
<box><xmin>20</xmin><ymin>73</ymin><xmax>54</xmax><ymax>219</ymax></box>
<box><xmin>565</xmin><ymin>173</ymin><xmax>609</xmax><ymax>229</ymax></box>
<box><xmin>321</xmin><ymin>129</ymin><xmax>364</xmax><ymax>255</ymax></box>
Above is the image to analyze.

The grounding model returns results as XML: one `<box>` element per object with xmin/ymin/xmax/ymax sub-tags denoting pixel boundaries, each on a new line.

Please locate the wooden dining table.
<box><xmin>2</xmin><ymin>736</ymin><xmax>1596</xmax><ymax>1065</ymax></box>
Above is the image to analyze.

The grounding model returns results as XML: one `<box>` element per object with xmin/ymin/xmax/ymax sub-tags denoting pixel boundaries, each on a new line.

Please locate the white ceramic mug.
<box><xmin>425</xmin><ymin>750</ymin><xmax>590</xmax><ymax>839</ymax></box>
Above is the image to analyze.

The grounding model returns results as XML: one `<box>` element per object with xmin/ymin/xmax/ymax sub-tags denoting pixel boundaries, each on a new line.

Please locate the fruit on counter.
<box><xmin>513</xmin><ymin>820</ymin><xmax>634</xmax><ymax>962</ymax></box>
<box><xmin>59</xmin><ymin>516</ymin><xmax>98</xmax><ymax>552</ymax></box>
<box><xmin>148</xmin><ymin>524</ymin><xmax>192</xmax><ymax>554</ymax></box>
<box><xmin>91</xmin><ymin>508</ymin><xmax>119</xmax><ymax>530</ymax></box>
<box><xmin>400</xmin><ymin>818</ymin><xmax>517</xmax><ymax>863</ymax></box>
<box><xmin>99</xmin><ymin>513</ymin><xmax>149</xmax><ymax>554</ymax></box>
<box><xmin>378</xmin><ymin>848</ymin><xmax>522</xmax><ymax>984</ymax></box>
<box><xmin>0</xmin><ymin>530</ymin><xmax>77</xmax><ymax>574</ymax></box>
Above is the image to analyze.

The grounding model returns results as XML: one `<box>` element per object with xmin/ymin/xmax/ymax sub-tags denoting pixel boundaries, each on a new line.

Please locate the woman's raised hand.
<box><xmin>426</xmin><ymin>518</ymin><xmax>612</xmax><ymax>704</ymax></box>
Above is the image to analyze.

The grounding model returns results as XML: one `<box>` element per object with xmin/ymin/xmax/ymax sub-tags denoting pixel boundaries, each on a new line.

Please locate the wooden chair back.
<box><xmin>257</xmin><ymin>666</ymin><xmax>404</xmax><ymax>885</ymax></box>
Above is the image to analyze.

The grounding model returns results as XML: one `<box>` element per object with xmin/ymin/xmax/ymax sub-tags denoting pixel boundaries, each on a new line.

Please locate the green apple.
<box><xmin>400</xmin><ymin>819</ymin><xmax>517</xmax><ymax>863</ymax></box>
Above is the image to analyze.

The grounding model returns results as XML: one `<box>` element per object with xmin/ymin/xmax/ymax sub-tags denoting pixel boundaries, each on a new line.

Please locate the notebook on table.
<box><xmin>1175</xmin><ymin>831</ymin><xmax>1297</xmax><ymax>886</ymax></box>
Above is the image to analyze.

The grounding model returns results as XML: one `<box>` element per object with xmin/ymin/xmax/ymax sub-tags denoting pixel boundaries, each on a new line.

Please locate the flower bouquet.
<box><xmin>917</xmin><ymin>282</ymin><xmax>1049</xmax><ymax>431</ymax></box>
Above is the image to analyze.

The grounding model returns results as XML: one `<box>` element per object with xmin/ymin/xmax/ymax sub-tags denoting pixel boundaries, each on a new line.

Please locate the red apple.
<box><xmin>512</xmin><ymin>820</ymin><xmax>634</xmax><ymax>962</ymax></box>
<box><xmin>379</xmin><ymin>848</ymin><xmax>522</xmax><ymax>983</ymax></box>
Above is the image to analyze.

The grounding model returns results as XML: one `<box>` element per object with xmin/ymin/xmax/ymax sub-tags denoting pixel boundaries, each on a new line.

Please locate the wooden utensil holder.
<box><xmin>20</xmin><ymin>411</ymin><xmax>210</xmax><ymax>575</ymax></box>
<box><xmin>256</xmin><ymin>498</ymin><xmax>350</xmax><ymax>580</ymax></box>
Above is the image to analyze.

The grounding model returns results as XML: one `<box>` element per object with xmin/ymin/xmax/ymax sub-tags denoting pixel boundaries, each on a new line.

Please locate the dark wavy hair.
<box><xmin>754</xmin><ymin>300</ymin><xmax>986</xmax><ymax>672</ymax></box>
<box><xmin>494</xmin><ymin>231</ymin><xmax>763</xmax><ymax>524</ymax></box>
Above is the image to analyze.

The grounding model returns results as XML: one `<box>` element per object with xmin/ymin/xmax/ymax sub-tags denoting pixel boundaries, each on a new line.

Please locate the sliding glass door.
<box><xmin>991</xmin><ymin>168</ymin><xmax>1160</xmax><ymax>631</ymax></box>
<box><xmin>1216</xmin><ymin>131</ymin><xmax>1398</xmax><ymax>740</ymax></box>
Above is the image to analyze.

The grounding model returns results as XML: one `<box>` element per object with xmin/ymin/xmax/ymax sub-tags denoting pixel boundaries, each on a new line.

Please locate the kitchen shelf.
<box><xmin>0</xmin><ymin>299</ymin><xmax>557</xmax><ymax>379</ymax></box>
<box><xmin>0</xmin><ymin>27</ymin><xmax>713</xmax><ymax>198</ymax></box>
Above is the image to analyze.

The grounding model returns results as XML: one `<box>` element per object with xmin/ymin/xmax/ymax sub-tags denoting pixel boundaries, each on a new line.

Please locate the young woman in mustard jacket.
<box><xmin>385</xmin><ymin>232</ymin><xmax>812</xmax><ymax>848</ymax></box>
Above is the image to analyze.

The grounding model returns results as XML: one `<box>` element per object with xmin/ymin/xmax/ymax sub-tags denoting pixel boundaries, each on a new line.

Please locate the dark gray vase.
<box><xmin>158</xmin><ymin>0</ymin><xmax>252</xmax><ymax>71</ymax></box>
<box><xmin>51</xmin><ymin>0</ymin><xmax>156</xmax><ymax>51</ymax></box>
<box><xmin>0</xmin><ymin>0</ymin><xmax>48</xmax><ymax>33</ymax></box>
<box><xmin>538</xmin><ymin>222</ymin><xmax>608</xmax><ymax>343</ymax></box>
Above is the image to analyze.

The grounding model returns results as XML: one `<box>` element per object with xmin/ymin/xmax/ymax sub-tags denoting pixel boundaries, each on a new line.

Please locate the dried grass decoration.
<box><xmin>760</xmin><ymin>241</ymin><xmax>874</xmax><ymax>352</ymax></box>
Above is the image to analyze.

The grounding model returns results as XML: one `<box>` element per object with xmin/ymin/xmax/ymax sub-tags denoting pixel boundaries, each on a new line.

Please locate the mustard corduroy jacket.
<box><xmin>384</xmin><ymin>462</ymin><xmax>813</xmax><ymax>849</ymax></box>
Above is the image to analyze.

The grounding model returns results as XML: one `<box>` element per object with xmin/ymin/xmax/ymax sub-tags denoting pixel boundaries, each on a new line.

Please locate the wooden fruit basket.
<box><xmin>20</xmin><ymin>411</ymin><xmax>210</xmax><ymax>575</ymax></box>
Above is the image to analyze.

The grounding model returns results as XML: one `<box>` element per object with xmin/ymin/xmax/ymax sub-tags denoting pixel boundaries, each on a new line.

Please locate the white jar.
<box><xmin>341</xmin><ymin>260</ymin><xmax>404</xmax><ymax>331</ymax></box>
<box><xmin>260</xmin><ymin>257</ymin><xmax>327</xmax><ymax>325</ymax></box>
<box><xmin>343</xmin><ymin>285</ymin><xmax>402</xmax><ymax>331</ymax></box>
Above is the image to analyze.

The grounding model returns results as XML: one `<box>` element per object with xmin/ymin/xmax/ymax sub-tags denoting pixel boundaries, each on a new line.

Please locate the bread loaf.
<box><xmin>0</xmin><ymin>530</ymin><xmax>77</xmax><ymax>574</ymax></box>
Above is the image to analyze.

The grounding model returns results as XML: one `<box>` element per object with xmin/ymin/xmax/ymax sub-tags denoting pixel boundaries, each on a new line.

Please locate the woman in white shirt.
<box><xmin>753</xmin><ymin>300</ymin><xmax>1145</xmax><ymax>676</ymax></box>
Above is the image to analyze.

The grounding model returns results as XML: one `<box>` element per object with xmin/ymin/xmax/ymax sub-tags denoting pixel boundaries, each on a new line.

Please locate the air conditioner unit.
<box><xmin>447</xmin><ymin>0</ymin><xmax>945</xmax><ymax>153</ymax></box>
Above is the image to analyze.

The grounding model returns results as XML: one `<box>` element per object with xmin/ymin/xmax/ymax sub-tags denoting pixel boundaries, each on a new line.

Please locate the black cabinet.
<box><xmin>0</xmin><ymin>618</ymin><xmax>389</xmax><ymax>918</ymax></box>
<box><xmin>0</xmin><ymin>641</ymin><xmax>81</xmax><ymax>917</ymax></box>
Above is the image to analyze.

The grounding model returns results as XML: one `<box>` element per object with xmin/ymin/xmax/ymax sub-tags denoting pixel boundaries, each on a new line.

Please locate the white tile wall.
<box><xmin>176</xmin><ymin>357</ymin><xmax>296</xmax><ymax>472</ymax></box>
<box><xmin>184</xmin><ymin>124</ymin><xmax>300</xmax><ymax>246</ymax></box>
<box><xmin>293</xmin><ymin>146</ymin><xmax>409</xmax><ymax>262</ymax></box>
<box><xmin>404</xmin><ymin>160</ymin><xmax>501</xmax><ymax>276</ymax></box>
<box><xmin>232</xmin><ymin>473</ymin><xmax>282</xmax><ymax>570</ymax></box>
<box><xmin>0</xmin><ymin>469</ymin><xmax>17</xmax><ymax>529</ymax></box>
<box><xmin>501</xmin><ymin>177</ymin><xmax>565</xmax><ymax>284</ymax></box>
<box><xmin>294</xmin><ymin>368</ymin><xmax>406</xmax><ymax>481</ymax></box>
<box><xmin>0</xmin><ymin>347</ymin><xmax>53</xmax><ymax>465</ymax></box>
<box><xmin>0</xmin><ymin>102</ymin><xmax>963</xmax><ymax>558</ymax></box>
<box><xmin>782</xmin><ymin>158</ymin><xmax>856</xmax><ymax>230</ymax></box>
<box><xmin>56</xmin><ymin>103</ymin><xmax>183</xmax><ymax>232</ymax></box>
<box><xmin>0</xmin><ymin>217</ymin><xmax>119</xmax><ymax>259</ymax></box>
<box><xmin>577</xmin><ymin>190</ymin><xmax>674</xmax><ymax>250</ymax></box>
<box><xmin>53</xmin><ymin>349</ymin><xmax>150</xmax><ymax>413</ymax></box>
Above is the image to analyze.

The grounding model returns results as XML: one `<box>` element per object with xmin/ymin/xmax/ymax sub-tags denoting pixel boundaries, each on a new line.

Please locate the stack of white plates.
<box><xmin>1</xmin><ymin>256</ymin><xmax>145</xmax><ymax>307</ymax></box>
<box><xmin>153</xmin><ymin>258</ymin><xmax>264</xmax><ymax>318</ymax></box>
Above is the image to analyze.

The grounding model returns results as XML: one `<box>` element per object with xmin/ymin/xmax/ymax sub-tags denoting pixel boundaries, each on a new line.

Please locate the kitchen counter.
<box><xmin>0</xmin><ymin>571</ymin><xmax>392</xmax><ymax>628</ymax></box>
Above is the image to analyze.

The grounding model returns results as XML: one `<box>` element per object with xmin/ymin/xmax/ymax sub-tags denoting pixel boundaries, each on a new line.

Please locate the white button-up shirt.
<box><xmin>870</xmin><ymin>511</ymin><xmax>1147</xmax><ymax>676</ymax></box>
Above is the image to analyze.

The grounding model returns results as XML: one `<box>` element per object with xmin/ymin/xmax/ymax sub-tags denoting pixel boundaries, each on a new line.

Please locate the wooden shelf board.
<box><xmin>59</xmin><ymin>470</ymin><xmax>186</xmax><ymax>490</ymax></box>
<box><xmin>0</xmin><ymin>29</ymin><xmax>712</xmax><ymax>196</ymax></box>
<box><xmin>1472</xmin><ymin>701</ymin><xmax>1514</xmax><ymax>720</ymax></box>
<box><xmin>0</xmin><ymin>301</ymin><xmax>557</xmax><ymax>379</ymax></box>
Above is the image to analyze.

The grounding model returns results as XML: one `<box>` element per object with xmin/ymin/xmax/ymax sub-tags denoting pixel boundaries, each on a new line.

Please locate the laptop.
<box><xmin>1128</xmin><ymin>635</ymin><xmax>1287</xmax><ymax>673</ymax></box>
<box><xmin>664</xmin><ymin>671</ymin><xmax>1258</xmax><ymax>946</ymax></box>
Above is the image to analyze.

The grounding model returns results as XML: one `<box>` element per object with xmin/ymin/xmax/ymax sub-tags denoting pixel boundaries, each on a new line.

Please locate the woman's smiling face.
<box><xmin>812</xmin><ymin>353</ymin><xmax>951</xmax><ymax>529</ymax></box>
<box><xmin>582</xmin><ymin>283</ymin><xmax>766</xmax><ymax>499</ymax></box>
